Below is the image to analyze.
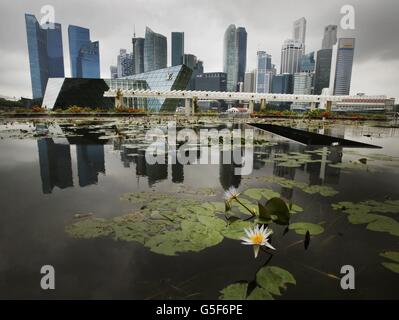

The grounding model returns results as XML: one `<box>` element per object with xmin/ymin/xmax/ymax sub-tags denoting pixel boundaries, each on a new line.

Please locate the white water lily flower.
<box><xmin>241</xmin><ymin>225</ymin><xmax>275</xmax><ymax>258</ymax></box>
<box><xmin>224</xmin><ymin>187</ymin><xmax>240</xmax><ymax>202</ymax></box>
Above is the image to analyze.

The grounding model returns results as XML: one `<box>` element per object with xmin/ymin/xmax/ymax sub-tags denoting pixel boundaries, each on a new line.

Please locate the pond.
<box><xmin>0</xmin><ymin>117</ymin><xmax>398</xmax><ymax>299</ymax></box>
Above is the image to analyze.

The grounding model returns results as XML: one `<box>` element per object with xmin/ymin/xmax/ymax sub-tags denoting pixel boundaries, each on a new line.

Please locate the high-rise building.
<box><xmin>314</xmin><ymin>48</ymin><xmax>332</xmax><ymax>95</ymax></box>
<box><xmin>117</xmin><ymin>49</ymin><xmax>133</xmax><ymax>78</ymax></box>
<box><xmin>78</xmin><ymin>41</ymin><xmax>100</xmax><ymax>78</ymax></box>
<box><xmin>271</xmin><ymin>74</ymin><xmax>293</xmax><ymax>94</ymax></box>
<box><xmin>244</xmin><ymin>70</ymin><xmax>257</xmax><ymax>92</ymax></box>
<box><xmin>223</xmin><ymin>24</ymin><xmax>247</xmax><ymax>92</ymax></box>
<box><xmin>25</xmin><ymin>14</ymin><xmax>65</xmax><ymax>99</ymax></box>
<box><xmin>183</xmin><ymin>54</ymin><xmax>204</xmax><ymax>90</ymax></box>
<box><xmin>293</xmin><ymin>17</ymin><xmax>306</xmax><ymax>48</ymax></box>
<box><xmin>110</xmin><ymin>66</ymin><xmax>118</xmax><ymax>79</ymax></box>
<box><xmin>132</xmin><ymin>36</ymin><xmax>145</xmax><ymax>74</ymax></box>
<box><xmin>68</xmin><ymin>25</ymin><xmax>100</xmax><ymax>78</ymax></box>
<box><xmin>322</xmin><ymin>25</ymin><xmax>338</xmax><ymax>49</ymax></box>
<box><xmin>280</xmin><ymin>39</ymin><xmax>304</xmax><ymax>74</ymax></box>
<box><xmin>291</xmin><ymin>72</ymin><xmax>313</xmax><ymax>111</ymax></box>
<box><xmin>171</xmin><ymin>32</ymin><xmax>184</xmax><ymax>66</ymax></box>
<box><xmin>333</xmin><ymin>38</ymin><xmax>355</xmax><ymax>95</ymax></box>
<box><xmin>299</xmin><ymin>52</ymin><xmax>315</xmax><ymax>73</ymax></box>
<box><xmin>256</xmin><ymin>51</ymin><xmax>273</xmax><ymax>93</ymax></box>
<box><xmin>144</xmin><ymin>27</ymin><xmax>167</xmax><ymax>72</ymax></box>
<box><xmin>195</xmin><ymin>72</ymin><xmax>227</xmax><ymax>92</ymax></box>
<box><xmin>236</xmin><ymin>27</ymin><xmax>247</xmax><ymax>84</ymax></box>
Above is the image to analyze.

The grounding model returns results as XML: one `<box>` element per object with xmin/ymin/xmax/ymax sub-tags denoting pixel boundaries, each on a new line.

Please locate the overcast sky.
<box><xmin>0</xmin><ymin>0</ymin><xmax>398</xmax><ymax>100</ymax></box>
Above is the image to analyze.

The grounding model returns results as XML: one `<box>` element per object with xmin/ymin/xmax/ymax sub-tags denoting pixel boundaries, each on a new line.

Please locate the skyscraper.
<box><xmin>322</xmin><ymin>25</ymin><xmax>338</xmax><ymax>49</ymax></box>
<box><xmin>144</xmin><ymin>27</ymin><xmax>167</xmax><ymax>72</ymax></box>
<box><xmin>117</xmin><ymin>49</ymin><xmax>133</xmax><ymax>77</ymax></box>
<box><xmin>223</xmin><ymin>24</ymin><xmax>247</xmax><ymax>92</ymax></box>
<box><xmin>25</xmin><ymin>14</ymin><xmax>64</xmax><ymax>99</ymax></box>
<box><xmin>256</xmin><ymin>51</ymin><xmax>273</xmax><ymax>93</ymax></box>
<box><xmin>314</xmin><ymin>49</ymin><xmax>332</xmax><ymax>95</ymax></box>
<box><xmin>110</xmin><ymin>66</ymin><xmax>118</xmax><ymax>79</ymax></box>
<box><xmin>183</xmin><ymin>54</ymin><xmax>204</xmax><ymax>90</ymax></box>
<box><xmin>68</xmin><ymin>25</ymin><xmax>100</xmax><ymax>78</ymax></box>
<box><xmin>171</xmin><ymin>32</ymin><xmax>184</xmax><ymax>66</ymax></box>
<box><xmin>271</xmin><ymin>74</ymin><xmax>293</xmax><ymax>94</ymax></box>
<box><xmin>293</xmin><ymin>17</ymin><xmax>306</xmax><ymax>48</ymax></box>
<box><xmin>244</xmin><ymin>70</ymin><xmax>257</xmax><ymax>92</ymax></box>
<box><xmin>78</xmin><ymin>41</ymin><xmax>100</xmax><ymax>78</ymax></box>
<box><xmin>292</xmin><ymin>72</ymin><xmax>313</xmax><ymax>110</ymax></box>
<box><xmin>333</xmin><ymin>38</ymin><xmax>355</xmax><ymax>95</ymax></box>
<box><xmin>299</xmin><ymin>52</ymin><xmax>315</xmax><ymax>73</ymax></box>
<box><xmin>132</xmin><ymin>37</ymin><xmax>145</xmax><ymax>74</ymax></box>
<box><xmin>280</xmin><ymin>39</ymin><xmax>304</xmax><ymax>74</ymax></box>
<box><xmin>236</xmin><ymin>27</ymin><xmax>247</xmax><ymax>84</ymax></box>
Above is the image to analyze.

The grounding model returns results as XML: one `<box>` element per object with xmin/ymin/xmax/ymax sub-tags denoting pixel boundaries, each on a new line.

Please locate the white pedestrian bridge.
<box><xmin>103</xmin><ymin>89</ymin><xmax>390</xmax><ymax>114</ymax></box>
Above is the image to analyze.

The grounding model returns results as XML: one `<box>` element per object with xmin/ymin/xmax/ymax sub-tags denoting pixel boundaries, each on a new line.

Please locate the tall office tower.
<box><xmin>77</xmin><ymin>41</ymin><xmax>100</xmax><ymax>78</ymax></box>
<box><xmin>322</xmin><ymin>25</ymin><xmax>338</xmax><ymax>49</ymax></box>
<box><xmin>292</xmin><ymin>72</ymin><xmax>313</xmax><ymax>110</ymax></box>
<box><xmin>171</xmin><ymin>32</ymin><xmax>184</xmax><ymax>66</ymax></box>
<box><xmin>271</xmin><ymin>74</ymin><xmax>293</xmax><ymax>94</ymax></box>
<box><xmin>144</xmin><ymin>27</ymin><xmax>167</xmax><ymax>72</ymax></box>
<box><xmin>25</xmin><ymin>14</ymin><xmax>64</xmax><ymax>99</ymax></box>
<box><xmin>314</xmin><ymin>48</ymin><xmax>333</xmax><ymax>95</ymax></box>
<box><xmin>132</xmin><ymin>36</ymin><xmax>145</xmax><ymax>74</ymax></box>
<box><xmin>332</xmin><ymin>38</ymin><xmax>355</xmax><ymax>95</ymax></box>
<box><xmin>223</xmin><ymin>24</ymin><xmax>247</xmax><ymax>91</ymax></box>
<box><xmin>256</xmin><ymin>51</ymin><xmax>273</xmax><ymax>93</ymax></box>
<box><xmin>244</xmin><ymin>70</ymin><xmax>257</xmax><ymax>92</ymax></box>
<box><xmin>236</xmin><ymin>27</ymin><xmax>247</xmax><ymax>84</ymax></box>
<box><xmin>117</xmin><ymin>49</ymin><xmax>134</xmax><ymax>77</ymax></box>
<box><xmin>183</xmin><ymin>54</ymin><xmax>204</xmax><ymax>90</ymax></box>
<box><xmin>280</xmin><ymin>39</ymin><xmax>304</xmax><ymax>74</ymax></box>
<box><xmin>299</xmin><ymin>52</ymin><xmax>315</xmax><ymax>73</ymax></box>
<box><xmin>68</xmin><ymin>25</ymin><xmax>100</xmax><ymax>78</ymax></box>
<box><xmin>110</xmin><ymin>66</ymin><xmax>118</xmax><ymax>79</ymax></box>
<box><xmin>293</xmin><ymin>17</ymin><xmax>306</xmax><ymax>49</ymax></box>
<box><xmin>195</xmin><ymin>72</ymin><xmax>227</xmax><ymax>92</ymax></box>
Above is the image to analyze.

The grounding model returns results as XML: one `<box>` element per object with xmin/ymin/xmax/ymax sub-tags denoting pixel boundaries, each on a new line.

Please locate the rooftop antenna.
<box><xmin>133</xmin><ymin>24</ymin><xmax>136</xmax><ymax>38</ymax></box>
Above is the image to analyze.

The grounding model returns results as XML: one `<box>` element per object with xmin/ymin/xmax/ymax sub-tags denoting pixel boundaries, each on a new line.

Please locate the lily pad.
<box><xmin>382</xmin><ymin>262</ymin><xmax>399</xmax><ymax>274</ymax></box>
<box><xmin>289</xmin><ymin>222</ymin><xmax>324</xmax><ymax>235</ymax></box>
<box><xmin>380</xmin><ymin>251</ymin><xmax>399</xmax><ymax>263</ymax></box>
<box><xmin>244</xmin><ymin>188</ymin><xmax>280</xmax><ymax>201</ymax></box>
<box><xmin>219</xmin><ymin>283</ymin><xmax>248</xmax><ymax>300</ymax></box>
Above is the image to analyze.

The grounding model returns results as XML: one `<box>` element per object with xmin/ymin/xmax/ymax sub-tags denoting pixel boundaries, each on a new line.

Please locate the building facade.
<box><xmin>256</xmin><ymin>51</ymin><xmax>273</xmax><ymax>93</ymax></box>
<box><xmin>25</xmin><ymin>14</ymin><xmax>65</xmax><ymax>99</ymax></box>
<box><xmin>171</xmin><ymin>32</ymin><xmax>184</xmax><ymax>66</ymax></box>
<box><xmin>291</xmin><ymin>72</ymin><xmax>313</xmax><ymax>111</ymax></box>
<box><xmin>293</xmin><ymin>17</ymin><xmax>306</xmax><ymax>48</ymax></box>
<box><xmin>280</xmin><ymin>39</ymin><xmax>304</xmax><ymax>74</ymax></box>
<box><xmin>117</xmin><ymin>49</ymin><xmax>134</xmax><ymax>78</ymax></box>
<box><xmin>68</xmin><ymin>25</ymin><xmax>100</xmax><ymax>78</ymax></box>
<box><xmin>132</xmin><ymin>37</ymin><xmax>145</xmax><ymax>74</ymax></box>
<box><xmin>271</xmin><ymin>74</ymin><xmax>293</xmax><ymax>94</ymax></box>
<box><xmin>223</xmin><ymin>24</ymin><xmax>247</xmax><ymax>92</ymax></box>
<box><xmin>322</xmin><ymin>25</ymin><xmax>338</xmax><ymax>49</ymax></box>
<box><xmin>299</xmin><ymin>52</ymin><xmax>315</xmax><ymax>73</ymax></box>
<box><xmin>314</xmin><ymin>48</ymin><xmax>332</xmax><ymax>95</ymax></box>
<box><xmin>333</xmin><ymin>38</ymin><xmax>355</xmax><ymax>95</ymax></box>
<box><xmin>244</xmin><ymin>70</ymin><xmax>257</xmax><ymax>92</ymax></box>
<box><xmin>195</xmin><ymin>72</ymin><xmax>227</xmax><ymax>92</ymax></box>
<box><xmin>144</xmin><ymin>27</ymin><xmax>167</xmax><ymax>72</ymax></box>
<box><xmin>110</xmin><ymin>66</ymin><xmax>118</xmax><ymax>79</ymax></box>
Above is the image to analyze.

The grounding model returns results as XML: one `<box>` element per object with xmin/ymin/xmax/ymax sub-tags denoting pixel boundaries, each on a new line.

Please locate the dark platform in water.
<box><xmin>249</xmin><ymin>123</ymin><xmax>381</xmax><ymax>148</ymax></box>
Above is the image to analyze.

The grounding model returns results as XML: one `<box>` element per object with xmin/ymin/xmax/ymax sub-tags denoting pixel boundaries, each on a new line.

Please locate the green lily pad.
<box><xmin>244</xmin><ymin>188</ymin><xmax>280</xmax><ymax>201</ymax></box>
<box><xmin>264</xmin><ymin>197</ymin><xmax>290</xmax><ymax>225</ymax></box>
<box><xmin>65</xmin><ymin>218</ymin><xmax>112</xmax><ymax>239</ymax></box>
<box><xmin>219</xmin><ymin>283</ymin><xmax>248</xmax><ymax>300</ymax></box>
<box><xmin>222</xmin><ymin>220</ymin><xmax>256</xmax><ymax>240</ymax></box>
<box><xmin>246</xmin><ymin>287</ymin><xmax>274</xmax><ymax>300</ymax></box>
<box><xmin>256</xmin><ymin>266</ymin><xmax>296</xmax><ymax>296</ymax></box>
<box><xmin>289</xmin><ymin>222</ymin><xmax>324</xmax><ymax>235</ymax></box>
<box><xmin>382</xmin><ymin>262</ymin><xmax>399</xmax><ymax>274</ymax></box>
<box><xmin>380</xmin><ymin>251</ymin><xmax>399</xmax><ymax>263</ymax></box>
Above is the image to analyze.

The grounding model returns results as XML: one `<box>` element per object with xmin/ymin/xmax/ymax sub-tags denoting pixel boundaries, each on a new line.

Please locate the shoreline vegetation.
<box><xmin>0</xmin><ymin>105</ymin><xmax>391</xmax><ymax>121</ymax></box>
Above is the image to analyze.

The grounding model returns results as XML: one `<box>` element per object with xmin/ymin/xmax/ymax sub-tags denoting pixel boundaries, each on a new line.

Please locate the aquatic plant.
<box><xmin>241</xmin><ymin>225</ymin><xmax>275</xmax><ymax>258</ymax></box>
<box><xmin>380</xmin><ymin>251</ymin><xmax>399</xmax><ymax>274</ymax></box>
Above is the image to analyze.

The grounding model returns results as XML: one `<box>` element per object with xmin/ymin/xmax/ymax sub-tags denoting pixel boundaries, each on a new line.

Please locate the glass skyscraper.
<box><xmin>171</xmin><ymin>32</ymin><xmax>184</xmax><ymax>66</ymax></box>
<box><xmin>132</xmin><ymin>37</ymin><xmax>145</xmax><ymax>74</ymax></box>
<box><xmin>68</xmin><ymin>25</ymin><xmax>100</xmax><ymax>78</ymax></box>
<box><xmin>322</xmin><ymin>25</ymin><xmax>338</xmax><ymax>50</ymax></box>
<box><xmin>280</xmin><ymin>39</ymin><xmax>304</xmax><ymax>74</ymax></box>
<box><xmin>144</xmin><ymin>27</ymin><xmax>167</xmax><ymax>72</ymax></box>
<box><xmin>333</xmin><ymin>38</ymin><xmax>355</xmax><ymax>95</ymax></box>
<box><xmin>314</xmin><ymin>49</ymin><xmax>332</xmax><ymax>95</ymax></box>
<box><xmin>25</xmin><ymin>13</ymin><xmax>64</xmax><ymax>99</ymax></box>
<box><xmin>223</xmin><ymin>25</ymin><xmax>247</xmax><ymax>92</ymax></box>
<box><xmin>299</xmin><ymin>52</ymin><xmax>315</xmax><ymax>73</ymax></box>
<box><xmin>256</xmin><ymin>51</ymin><xmax>273</xmax><ymax>93</ymax></box>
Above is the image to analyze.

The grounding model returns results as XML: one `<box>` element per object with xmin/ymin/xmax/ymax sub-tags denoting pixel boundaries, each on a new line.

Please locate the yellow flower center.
<box><xmin>250</xmin><ymin>233</ymin><xmax>264</xmax><ymax>245</ymax></box>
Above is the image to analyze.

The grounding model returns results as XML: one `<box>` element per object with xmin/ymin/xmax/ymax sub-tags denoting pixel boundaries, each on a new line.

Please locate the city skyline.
<box><xmin>1</xmin><ymin>0</ymin><xmax>399</xmax><ymax>100</ymax></box>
